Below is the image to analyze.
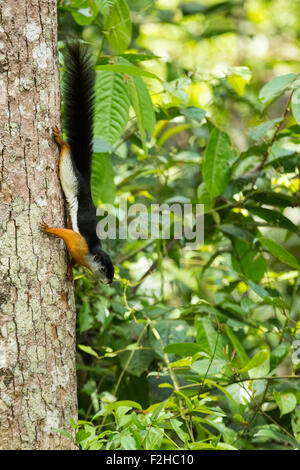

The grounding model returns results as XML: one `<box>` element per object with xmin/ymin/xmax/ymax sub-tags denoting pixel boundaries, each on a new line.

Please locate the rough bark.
<box><xmin>0</xmin><ymin>0</ymin><xmax>78</xmax><ymax>450</ymax></box>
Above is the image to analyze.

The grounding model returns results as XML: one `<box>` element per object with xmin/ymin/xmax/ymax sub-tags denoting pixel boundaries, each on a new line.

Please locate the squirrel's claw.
<box><xmin>53</xmin><ymin>126</ymin><xmax>65</xmax><ymax>147</ymax></box>
<box><xmin>40</xmin><ymin>222</ymin><xmax>49</xmax><ymax>232</ymax></box>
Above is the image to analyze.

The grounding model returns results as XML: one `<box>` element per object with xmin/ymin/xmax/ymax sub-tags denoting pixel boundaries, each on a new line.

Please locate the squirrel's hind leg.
<box><xmin>53</xmin><ymin>126</ymin><xmax>67</xmax><ymax>149</ymax></box>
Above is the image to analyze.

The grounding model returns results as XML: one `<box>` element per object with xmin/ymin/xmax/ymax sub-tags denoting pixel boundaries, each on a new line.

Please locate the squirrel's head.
<box><xmin>87</xmin><ymin>249</ymin><xmax>114</xmax><ymax>284</ymax></box>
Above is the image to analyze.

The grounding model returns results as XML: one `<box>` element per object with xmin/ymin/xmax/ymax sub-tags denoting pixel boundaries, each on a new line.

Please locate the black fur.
<box><xmin>63</xmin><ymin>42</ymin><xmax>99</xmax><ymax>250</ymax></box>
<box><xmin>62</xmin><ymin>42</ymin><xmax>114</xmax><ymax>283</ymax></box>
<box><xmin>63</xmin><ymin>42</ymin><xmax>95</xmax><ymax>179</ymax></box>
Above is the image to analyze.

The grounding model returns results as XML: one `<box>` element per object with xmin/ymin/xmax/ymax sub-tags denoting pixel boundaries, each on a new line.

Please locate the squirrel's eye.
<box><xmin>94</xmin><ymin>255</ymin><xmax>100</xmax><ymax>262</ymax></box>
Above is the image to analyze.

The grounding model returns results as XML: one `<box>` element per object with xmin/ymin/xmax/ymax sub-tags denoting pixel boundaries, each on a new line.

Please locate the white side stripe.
<box><xmin>59</xmin><ymin>150</ymin><xmax>79</xmax><ymax>233</ymax></box>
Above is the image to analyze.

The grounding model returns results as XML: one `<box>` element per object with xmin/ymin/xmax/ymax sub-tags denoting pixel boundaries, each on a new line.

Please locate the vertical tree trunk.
<box><xmin>0</xmin><ymin>0</ymin><xmax>78</xmax><ymax>450</ymax></box>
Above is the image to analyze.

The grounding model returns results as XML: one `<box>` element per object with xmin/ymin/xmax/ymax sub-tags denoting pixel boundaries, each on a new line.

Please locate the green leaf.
<box><xmin>180</xmin><ymin>106</ymin><xmax>206</xmax><ymax>122</ymax></box>
<box><xmin>164</xmin><ymin>342</ymin><xmax>203</xmax><ymax>356</ymax></box>
<box><xmin>126</xmin><ymin>76</ymin><xmax>155</xmax><ymax>153</ymax></box>
<box><xmin>94</xmin><ymin>71</ymin><xmax>130</xmax><ymax>145</ymax></box>
<box><xmin>254</xmin><ymin>424</ymin><xmax>297</xmax><ymax>447</ymax></box>
<box><xmin>170</xmin><ymin>418</ymin><xmax>189</xmax><ymax>444</ymax></box>
<box><xmin>191</xmin><ymin>358</ymin><xmax>227</xmax><ymax>376</ymax></box>
<box><xmin>76</xmin><ymin>429</ymin><xmax>91</xmax><ymax>443</ymax></box>
<box><xmin>118</xmin><ymin>53</ymin><xmax>160</xmax><ymax>63</ymax></box>
<box><xmin>78</xmin><ymin>344</ymin><xmax>99</xmax><ymax>359</ymax></box>
<box><xmin>120</xmin><ymin>434</ymin><xmax>136</xmax><ymax>450</ymax></box>
<box><xmin>106</xmin><ymin>400</ymin><xmax>142</xmax><ymax>411</ymax></box>
<box><xmin>144</xmin><ymin>426</ymin><xmax>164</xmax><ymax>450</ymax></box>
<box><xmin>292</xmin><ymin>407</ymin><xmax>300</xmax><ymax>443</ymax></box>
<box><xmin>104</xmin><ymin>0</ymin><xmax>132</xmax><ymax>54</ymax></box>
<box><xmin>270</xmin><ymin>342</ymin><xmax>290</xmax><ymax>369</ymax></box>
<box><xmin>292</xmin><ymin>86</ymin><xmax>300</xmax><ymax>126</ymax></box>
<box><xmin>224</xmin><ymin>325</ymin><xmax>248</xmax><ymax>367</ymax></box>
<box><xmin>231</xmin><ymin>239</ymin><xmax>266</xmax><ymax>283</ymax></box>
<box><xmin>95</xmin><ymin>0</ymin><xmax>112</xmax><ymax>16</ymax></box>
<box><xmin>79</xmin><ymin>303</ymin><xmax>93</xmax><ymax>333</ymax></box>
<box><xmin>249</xmin><ymin>118</ymin><xmax>282</xmax><ymax>142</ymax></box>
<box><xmin>250</xmin><ymin>191</ymin><xmax>300</xmax><ymax>207</ymax></box>
<box><xmin>248</xmin><ymin>207</ymin><xmax>298</xmax><ymax>233</ymax></box>
<box><xmin>129</xmin><ymin>75</ymin><xmax>155</xmax><ymax>138</ymax></box>
<box><xmin>227</xmin><ymin>66</ymin><xmax>251</xmax><ymax>96</ymax></box>
<box><xmin>274</xmin><ymin>391</ymin><xmax>297</xmax><ymax>417</ymax></box>
<box><xmin>93</xmin><ymin>137</ymin><xmax>114</xmax><ymax>153</ymax></box>
<box><xmin>220</xmin><ymin>224</ymin><xmax>253</xmax><ymax>243</ymax></box>
<box><xmin>164</xmin><ymin>77</ymin><xmax>192</xmax><ymax>102</ymax></box>
<box><xmin>203</xmin><ymin>129</ymin><xmax>233</xmax><ymax>198</ymax></box>
<box><xmin>247</xmin><ymin>280</ymin><xmax>271</xmax><ymax>299</ymax></box>
<box><xmin>150</xmin><ymin>401</ymin><xmax>166</xmax><ymax>422</ymax></box>
<box><xmin>259</xmin><ymin>237</ymin><xmax>300</xmax><ymax>269</ymax></box>
<box><xmin>239</xmin><ymin>349</ymin><xmax>269</xmax><ymax>374</ymax></box>
<box><xmin>259</xmin><ymin>73</ymin><xmax>297</xmax><ymax>105</ymax></box>
<box><xmin>91</xmin><ymin>153</ymin><xmax>116</xmax><ymax>205</ymax></box>
<box><xmin>96</xmin><ymin>63</ymin><xmax>160</xmax><ymax>81</ymax></box>
<box><xmin>72</xmin><ymin>6</ymin><xmax>98</xmax><ymax>25</ymax></box>
<box><xmin>195</xmin><ymin>317</ymin><xmax>226</xmax><ymax>359</ymax></box>
<box><xmin>197</xmin><ymin>182</ymin><xmax>213</xmax><ymax>213</ymax></box>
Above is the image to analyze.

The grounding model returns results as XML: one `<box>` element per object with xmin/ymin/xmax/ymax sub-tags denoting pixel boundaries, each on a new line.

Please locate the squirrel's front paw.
<box><xmin>53</xmin><ymin>126</ymin><xmax>63</xmax><ymax>145</ymax></box>
<box><xmin>40</xmin><ymin>222</ymin><xmax>49</xmax><ymax>232</ymax></box>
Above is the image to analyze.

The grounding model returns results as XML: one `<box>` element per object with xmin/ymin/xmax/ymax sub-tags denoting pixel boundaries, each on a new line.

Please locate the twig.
<box><xmin>131</xmin><ymin>238</ymin><xmax>178</xmax><ymax>294</ymax></box>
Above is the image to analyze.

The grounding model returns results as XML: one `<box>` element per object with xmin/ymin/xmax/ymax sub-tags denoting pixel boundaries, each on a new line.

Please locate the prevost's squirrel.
<box><xmin>41</xmin><ymin>42</ymin><xmax>114</xmax><ymax>284</ymax></box>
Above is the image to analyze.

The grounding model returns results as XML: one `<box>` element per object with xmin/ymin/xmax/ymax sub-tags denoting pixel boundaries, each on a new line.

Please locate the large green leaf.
<box><xmin>191</xmin><ymin>358</ymin><xmax>227</xmax><ymax>376</ymax></box>
<box><xmin>259</xmin><ymin>73</ymin><xmax>297</xmax><ymax>105</ymax></box>
<box><xmin>231</xmin><ymin>239</ymin><xmax>266</xmax><ymax>283</ymax></box>
<box><xmin>259</xmin><ymin>237</ymin><xmax>300</xmax><ymax>269</ymax></box>
<box><xmin>164</xmin><ymin>342</ymin><xmax>203</xmax><ymax>357</ymax></box>
<box><xmin>195</xmin><ymin>317</ymin><xmax>226</xmax><ymax>359</ymax></box>
<box><xmin>91</xmin><ymin>153</ymin><xmax>116</xmax><ymax>205</ymax></box>
<box><xmin>249</xmin><ymin>118</ymin><xmax>282</xmax><ymax>142</ymax></box>
<box><xmin>94</xmin><ymin>70</ymin><xmax>130</xmax><ymax>144</ymax></box>
<box><xmin>96</xmin><ymin>63</ymin><xmax>160</xmax><ymax>81</ymax></box>
<box><xmin>248</xmin><ymin>207</ymin><xmax>298</xmax><ymax>233</ymax></box>
<box><xmin>292</xmin><ymin>87</ymin><xmax>300</xmax><ymax>125</ymax></box>
<box><xmin>202</xmin><ymin>129</ymin><xmax>233</xmax><ymax>198</ymax></box>
<box><xmin>239</xmin><ymin>349</ymin><xmax>269</xmax><ymax>374</ymax></box>
<box><xmin>127</xmin><ymin>75</ymin><xmax>156</xmax><ymax>152</ymax></box>
<box><xmin>72</xmin><ymin>5</ymin><xmax>98</xmax><ymax>25</ymax></box>
<box><xmin>274</xmin><ymin>391</ymin><xmax>297</xmax><ymax>417</ymax></box>
<box><xmin>180</xmin><ymin>106</ymin><xmax>206</xmax><ymax>122</ymax></box>
<box><xmin>224</xmin><ymin>325</ymin><xmax>248</xmax><ymax>367</ymax></box>
<box><xmin>249</xmin><ymin>191</ymin><xmax>300</xmax><ymax>207</ymax></box>
<box><xmin>95</xmin><ymin>0</ymin><xmax>112</xmax><ymax>16</ymax></box>
<box><xmin>292</xmin><ymin>407</ymin><xmax>300</xmax><ymax>443</ymax></box>
<box><xmin>104</xmin><ymin>0</ymin><xmax>132</xmax><ymax>53</ymax></box>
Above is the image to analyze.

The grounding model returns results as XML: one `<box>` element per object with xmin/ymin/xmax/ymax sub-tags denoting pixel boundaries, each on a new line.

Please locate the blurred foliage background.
<box><xmin>56</xmin><ymin>0</ymin><xmax>300</xmax><ymax>450</ymax></box>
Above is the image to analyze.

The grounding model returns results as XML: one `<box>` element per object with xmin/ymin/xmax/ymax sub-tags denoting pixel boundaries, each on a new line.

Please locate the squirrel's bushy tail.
<box><xmin>63</xmin><ymin>42</ymin><xmax>95</xmax><ymax>178</ymax></box>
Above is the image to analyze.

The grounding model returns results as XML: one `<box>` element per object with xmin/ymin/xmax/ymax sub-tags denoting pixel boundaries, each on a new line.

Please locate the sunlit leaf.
<box><xmin>274</xmin><ymin>391</ymin><xmax>297</xmax><ymax>417</ymax></box>
<box><xmin>259</xmin><ymin>73</ymin><xmax>297</xmax><ymax>105</ymax></box>
<box><xmin>104</xmin><ymin>0</ymin><xmax>132</xmax><ymax>53</ymax></box>
<box><xmin>260</xmin><ymin>237</ymin><xmax>300</xmax><ymax>269</ymax></box>
<box><xmin>203</xmin><ymin>129</ymin><xmax>233</xmax><ymax>198</ymax></box>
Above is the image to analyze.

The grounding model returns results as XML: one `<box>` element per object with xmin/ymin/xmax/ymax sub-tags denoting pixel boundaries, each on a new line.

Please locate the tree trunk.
<box><xmin>0</xmin><ymin>0</ymin><xmax>78</xmax><ymax>450</ymax></box>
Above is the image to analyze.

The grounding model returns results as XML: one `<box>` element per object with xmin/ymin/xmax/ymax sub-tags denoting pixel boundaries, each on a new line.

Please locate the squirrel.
<box><xmin>41</xmin><ymin>42</ymin><xmax>114</xmax><ymax>284</ymax></box>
